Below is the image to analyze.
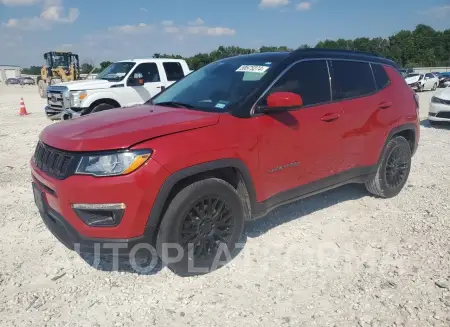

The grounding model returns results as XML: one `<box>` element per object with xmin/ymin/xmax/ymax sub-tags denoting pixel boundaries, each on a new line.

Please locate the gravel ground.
<box><xmin>0</xmin><ymin>84</ymin><xmax>450</xmax><ymax>327</ymax></box>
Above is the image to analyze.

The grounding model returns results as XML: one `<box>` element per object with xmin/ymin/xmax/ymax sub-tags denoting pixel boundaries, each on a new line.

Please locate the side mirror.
<box><xmin>266</xmin><ymin>91</ymin><xmax>303</xmax><ymax>109</ymax></box>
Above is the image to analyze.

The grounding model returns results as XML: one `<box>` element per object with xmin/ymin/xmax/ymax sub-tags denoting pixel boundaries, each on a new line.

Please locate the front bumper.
<box><xmin>45</xmin><ymin>106</ymin><xmax>86</xmax><ymax>120</ymax></box>
<box><xmin>429</xmin><ymin>101</ymin><xmax>450</xmax><ymax>122</ymax></box>
<box><xmin>30</xmin><ymin>156</ymin><xmax>170</xmax><ymax>244</ymax></box>
<box><xmin>34</xmin><ymin>184</ymin><xmax>157</xmax><ymax>256</ymax></box>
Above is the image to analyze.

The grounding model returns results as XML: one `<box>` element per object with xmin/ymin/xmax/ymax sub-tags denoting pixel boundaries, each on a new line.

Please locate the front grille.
<box><xmin>47</xmin><ymin>91</ymin><xmax>64</xmax><ymax>109</ymax></box>
<box><xmin>436</xmin><ymin>111</ymin><xmax>450</xmax><ymax>119</ymax></box>
<box><xmin>34</xmin><ymin>142</ymin><xmax>77</xmax><ymax>179</ymax></box>
<box><xmin>46</xmin><ymin>86</ymin><xmax>70</xmax><ymax>117</ymax></box>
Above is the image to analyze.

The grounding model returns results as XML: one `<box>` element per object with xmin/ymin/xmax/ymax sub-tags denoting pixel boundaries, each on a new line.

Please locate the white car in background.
<box><xmin>405</xmin><ymin>72</ymin><xmax>439</xmax><ymax>92</ymax></box>
<box><xmin>429</xmin><ymin>87</ymin><xmax>450</xmax><ymax>125</ymax></box>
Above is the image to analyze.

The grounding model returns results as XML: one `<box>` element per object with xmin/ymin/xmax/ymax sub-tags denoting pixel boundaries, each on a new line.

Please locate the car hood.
<box><xmin>405</xmin><ymin>76</ymin><xmax>421</xmax><ymax>84</ymax></box>
<box><xmin>435</xmin><ymin>88</ymin><xmax>450</xmax><ymax>101</ymax></box>
<box><xmin>40</xmin><ymin>105</ymin><xmax>220</xmax><ymax>151</ymax></box>
<box><xmin>54</xmin><ymin>79</ymin><xmax>119</xmax><ymax>90</ymax></box>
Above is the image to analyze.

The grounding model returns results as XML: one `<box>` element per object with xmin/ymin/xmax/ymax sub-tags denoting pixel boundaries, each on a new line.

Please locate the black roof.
<box><xmin>225</xmin><ymin>48</ymin><xmax>399</xmax><ymax>69</ymax></box>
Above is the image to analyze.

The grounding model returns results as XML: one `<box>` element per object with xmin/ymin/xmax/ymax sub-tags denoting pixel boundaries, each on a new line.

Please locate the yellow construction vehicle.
<box><xmin>38</xmin><ymin>51</ymin><xmax>80</xmax><ymax>98</ymax></box>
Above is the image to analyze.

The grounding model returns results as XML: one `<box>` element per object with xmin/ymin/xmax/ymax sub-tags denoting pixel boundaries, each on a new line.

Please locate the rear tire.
<box><xmin>365</xmin><ymin>136</ymin><xmax>412</xmax><ymax>198</ymax></box>
<box><xmin>90</xmin><ymin>103</ymin><xmax>115</xmax><ymax>114</ymax></box>
<box><xmin>156</xmin><ymin>178</ymin><xmax>245</xmax><ymax>277</ymax></box>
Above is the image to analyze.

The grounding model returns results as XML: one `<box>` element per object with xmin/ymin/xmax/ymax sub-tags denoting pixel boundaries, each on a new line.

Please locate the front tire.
<box><xmin>432</xmin><ymin>83</ymin><xmax>437</xmax><ymax>91</ymax></box>
<box><xmin>38</xmin><ymin>80</ymin><xmax>47</xmax><ymax>98</ymax></box>
<box><xmin>365</xmin><ymin>136</ymin><xmax>412</xmax><ymax>198</ymax></box>
<box><xmin>90</xmin><ymin>103</ymin><xmax>115</xmax><ymax>114</ymax></box>
<box><xmin>156</xmin><ymin>178</ymin><xmax>245</xmax><ymax>276</ymax></box>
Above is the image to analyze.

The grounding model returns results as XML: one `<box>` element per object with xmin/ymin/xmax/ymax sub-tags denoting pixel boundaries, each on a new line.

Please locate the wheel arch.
<box><xmin>146</xmin><ymin>158</ymin><xmax>257</xmax><ymax>230</ymax></box>
<box><xmin>89</xmin><ymin>98</ymin><xmax>121</xmax><ymax>110</ymax></box>
<box><xmin>377</xmin><ymin>123</ymin><xmax>417</xmax><ymax>165</ymax></box>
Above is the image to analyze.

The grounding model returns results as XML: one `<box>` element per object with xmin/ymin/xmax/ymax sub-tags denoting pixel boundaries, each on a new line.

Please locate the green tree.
<box><xmin>22</xmin><ymin>24</ymin><xmax>450</xmax><ymax>73</ymax></box>
<box><xmin>99</xmin><ymin>61</ymin><xmax>113</xmax><ymax>71</ymax></box>
<box><xmin>80</xmin><ymin>62</ymin><xmax>94</xmax><ymax>74</ymax></box>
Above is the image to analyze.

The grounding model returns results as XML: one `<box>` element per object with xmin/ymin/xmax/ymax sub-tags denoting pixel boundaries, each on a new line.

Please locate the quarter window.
<box><xmin>371</xmin><ymin>63</ymin><xmax>390</xmax><ymax>90</ymax></box>
<box><xmin>263</xmin><ymin>60</ymin><xmax>331</xmax><ymax>107</ymax></box>
<box><xmin>329</xmin><ymin>60</ymin><xmax>376</xmax><ymax>100</ymax></box>
<box><xmin>163</xmin><ymin>62</ymin><xmax>185</xmax><ymax>82</ymax></box>
<box><xmin>130</xmin><ymin>63</ymin><xmax>160</xmax><ymax>84</ymax></box>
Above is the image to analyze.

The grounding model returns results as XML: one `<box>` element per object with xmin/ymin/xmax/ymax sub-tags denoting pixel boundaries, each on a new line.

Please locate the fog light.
<box><xmin>72</xmin><ymin>203</ymin><xmax>125</xmax><ymax>227</ymax></box>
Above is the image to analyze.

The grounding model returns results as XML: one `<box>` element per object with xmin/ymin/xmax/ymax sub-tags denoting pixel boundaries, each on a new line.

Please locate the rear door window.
<box><xmin>329</xmin><ymin>60</ymin><xmax>377</xmax><ymax>100</ymax></box>
<box><xmin>163</xmin><ymin>62</ymin><xmax>185</xmax><ymax>82</ymax></box>
<box><xmin>371</xmin><ymin>63</ymin><xmax>390</xmax><ymax>90</ymax></box>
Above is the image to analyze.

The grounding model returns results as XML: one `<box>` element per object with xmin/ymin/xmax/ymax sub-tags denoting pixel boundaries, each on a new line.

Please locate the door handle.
<box><xmin>321</xmin><ymin>112</ymin><xmax>341</xmax><ymax>122</ymax></box>
<box><xmin>157</xmin><ymin>86</ymin><xmax>166</xmax><ymax>90</ymax></box>
<box><xmin>378</xmin><ymin>101</ymin><xmax>392</xmax><ymax>109</ymax></box>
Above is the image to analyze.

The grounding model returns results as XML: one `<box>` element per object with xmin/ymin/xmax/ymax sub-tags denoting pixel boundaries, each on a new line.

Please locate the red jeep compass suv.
<box><xmin>31</xmin><ymin>49</ymin><xmax>420</xmax><ymax>276</ymax></box>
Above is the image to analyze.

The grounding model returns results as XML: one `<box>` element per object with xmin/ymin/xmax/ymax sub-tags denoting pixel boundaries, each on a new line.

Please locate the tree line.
<box><xmin>21</xmin><ymin>24</ymin><xmax>450</xmax><ymax>75</ymax></box>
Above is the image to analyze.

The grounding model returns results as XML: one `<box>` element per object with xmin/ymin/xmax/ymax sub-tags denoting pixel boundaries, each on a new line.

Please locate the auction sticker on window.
<box><xmin>236</xmin><ymin>65</ymin><xmax>269</xmax><ymax>73</ymax></box>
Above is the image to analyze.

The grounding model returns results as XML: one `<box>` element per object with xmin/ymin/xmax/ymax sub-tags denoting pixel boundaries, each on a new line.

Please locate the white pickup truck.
<box><xmin>45</xmin><ymin>58</ymin><xmax>192</xmax><ymax>120</ymax></box>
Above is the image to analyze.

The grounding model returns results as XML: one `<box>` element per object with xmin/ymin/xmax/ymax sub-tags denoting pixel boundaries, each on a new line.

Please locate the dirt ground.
<box><xmin>0</xmin><ymin>84</ymin><xmax>449</xmax><ymax>327</ymax></box>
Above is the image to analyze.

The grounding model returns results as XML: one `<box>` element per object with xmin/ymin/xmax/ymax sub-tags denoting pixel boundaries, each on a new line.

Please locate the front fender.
<box><xmin>81</xmin><ymin>90</ymin><xmax>122</xmax><ymax>108</ymax></box>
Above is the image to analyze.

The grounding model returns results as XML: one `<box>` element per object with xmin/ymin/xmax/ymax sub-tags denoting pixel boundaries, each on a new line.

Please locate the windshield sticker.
<box><xmin>236</xmin><ymin>65</ymin><xmax>269</xmax><ymax>73</ymax></box>
<box><xmin>215</xmin><ymin>100</ymin><xmax>229</xmax><ymax>109</ymax></box>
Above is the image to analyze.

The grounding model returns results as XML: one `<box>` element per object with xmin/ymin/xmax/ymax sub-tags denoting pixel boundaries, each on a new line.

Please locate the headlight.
<box><xmin>431</xmin><ymin>96</ymin><xmax>445</xmax><ymax>104</ymax></box>
<box><xmin>70</xmin><ymin>90</ymin><xmax>87</xmax><ymax>107</ymax></box>
<box><xmin>75</xmin><ymin>150</ymin><xmax>152</xmax><ymax>177</ymax></box>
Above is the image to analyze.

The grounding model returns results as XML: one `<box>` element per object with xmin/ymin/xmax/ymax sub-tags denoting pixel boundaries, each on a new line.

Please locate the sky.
<box><xmin>0</xmin><ymin>0</ymin><xmax>449</xmax><ymax>67</ymax></box>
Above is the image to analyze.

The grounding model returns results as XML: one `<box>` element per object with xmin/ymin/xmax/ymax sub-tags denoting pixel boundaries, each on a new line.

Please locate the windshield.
<box><xmin>53</xmin><ymin>54</ymin><xmax>69</xmax><ymax>67</ymax></box>
<box><xmin>151</xmin><ymin>56</ymin><xmax>283</xmax><ymax>112</ymax></box>
<box><xmin>96</xmin><ymin>62</ymin><xmax>136</xmax><ymax>81</ymax></box>
<box><xmin>406</xmin><ymin>73</ymin><xmax>420</xmax><ymax>78</ymax></box>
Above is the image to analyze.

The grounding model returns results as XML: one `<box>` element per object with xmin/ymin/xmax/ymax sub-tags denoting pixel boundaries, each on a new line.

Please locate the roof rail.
<box><xmin>292</xmin><ymin>48</ymin><xmax>382</xmax><ymax>58</ymax></box>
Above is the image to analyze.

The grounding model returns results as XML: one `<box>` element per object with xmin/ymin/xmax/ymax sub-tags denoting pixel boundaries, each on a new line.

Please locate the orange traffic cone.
<box><xmin>19</xmin><ymin>98</ymin><xmax>28</xmax><ymax>116</ymax></box>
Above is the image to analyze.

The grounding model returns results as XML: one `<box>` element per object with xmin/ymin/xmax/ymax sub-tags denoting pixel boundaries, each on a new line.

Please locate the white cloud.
<box><xmin>259</xmin><ymin>0</ymin><xmax>289</xmax><ymax>8</ymax></box>
<box><xmin>107</xmin><ymin>23</ymin><xmax>154</xmax><ymax>34</ymax></box>
<box><xmin>188</xmin><ymin>18</ymin><xmax>204</xmax><ymax>26</ymax></box>
<box><xmin>160</xmin><ymin>19</ymin><xmax>236</xmax><ymax>37</ymax></box>
<box><xmin>40</xmin><ymin>6</ymin><xmax>79</xmax><ymax>23</ymax></box>
<box><xmin>185</xmin><ymin>25</ymin><xmax>236</xmax><ymax>36</ymax></box>
<box><xmin>161</xmin><ymin>20</ymin><xmax>174</xmax><ymax>26</ymax></box>
<box><xmin>296</xmin><ymin>1</ymin><xmax>311</xmax><ymax>11</ymax></box>
<box><xmin>139</xmin><ymin>7</ymin><xmax>148</xmax><ymax>12</ymax></box>
<box><xmin>422</xmin><ymin>5</ymin><xmax>450</xmax><ymax>19</ymax></box>
<box><xmin>0</xmin><ymin>0</ymin><xmax>39</xmax><ymax>5</ymax></box>
<box><xmin>163</xmin><ymin>26</ymin><xmax>180</xmax><ymax>34</ymax></box>
<box><xmin>1</xmin><ymin>0</ymin><xmax>79</xmax><ymax>29</ymax></box>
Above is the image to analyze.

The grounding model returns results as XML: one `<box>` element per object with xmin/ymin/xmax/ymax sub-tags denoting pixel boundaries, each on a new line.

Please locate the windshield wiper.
<box><xmin>154</xmin><ymin>101</ymin><xmax>195</xmax><ymax>109</ymax></box>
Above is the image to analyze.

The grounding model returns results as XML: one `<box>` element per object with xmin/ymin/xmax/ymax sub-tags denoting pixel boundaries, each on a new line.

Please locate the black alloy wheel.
<box><xmin>180</xmin><ymin>196</ymin><xmax>234</xmax><ymax>260</ymax></box>
<box><xmin>156</xmin><ymin>178</ymin><xmax>245</xmax><ymax>276</ymax></box>
<box><xmin>385</xmin><ymin>146</ymin><xmax>410</xmax><ymax>189</ymax></box>
<box><xmin>365</xmin><ymin>136</ymin><xmax>412</xmax><ymax>198</ymax></box>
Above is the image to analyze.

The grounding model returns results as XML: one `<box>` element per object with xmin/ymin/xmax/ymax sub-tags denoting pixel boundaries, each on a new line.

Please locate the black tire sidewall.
<box><xmin>156</xmin><ymin>179</ymin><xmax>245</xmax><ymax>276</ymax></box>
<box><xmin>91</xmin><ymin>103</ymin><xmax>115</xmax><ymax>113</ymax></box>
<box><xmin>377</xmin><ymin>137</ymin><xmax>412</xmax><ymax>198</ymax></box>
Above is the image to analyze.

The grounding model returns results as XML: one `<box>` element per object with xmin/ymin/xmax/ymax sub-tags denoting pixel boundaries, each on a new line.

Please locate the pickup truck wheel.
<box><xmin>156</xmin><ymin>178</ymin><xmax>245</xmax><ymax>277</ymax></box>
<box><xmin>91</xmin><ymin>103</ymin><xmax>115</xmax><ymax>113</ymax></box>
<box><xmin>365</xmin><ymin>136</ymin><xmax>411</xmax><ymax>198</ymax></box>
